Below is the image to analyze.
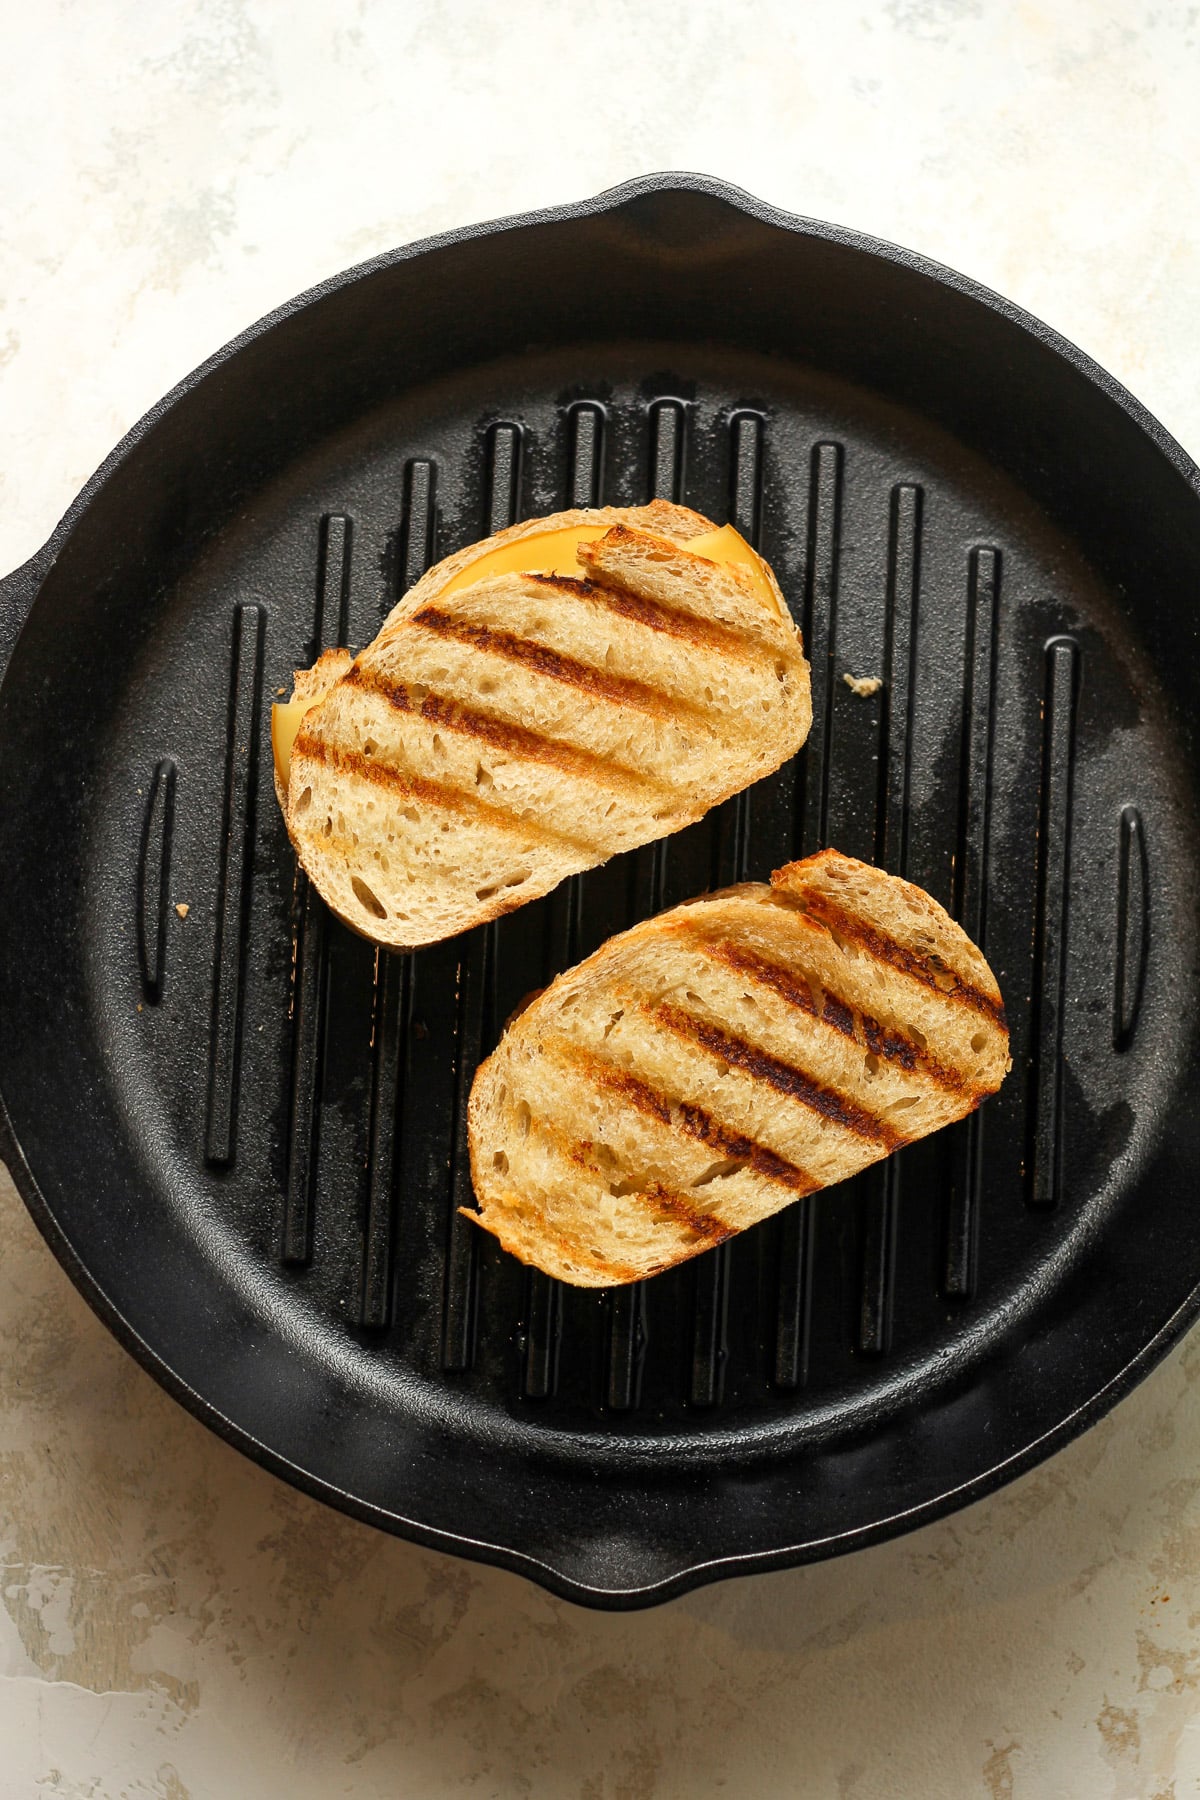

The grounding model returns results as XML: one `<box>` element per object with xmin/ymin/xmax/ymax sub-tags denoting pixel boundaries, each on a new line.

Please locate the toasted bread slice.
<box><xmin>279</xmin><ymin>501</ymin><xmax>810</xmax><ymax>947</ymax></box>
<box><xmin>466</xmin><ymin>850</ymin><xmax>1011</xmax><ymax>1286</ymax></box>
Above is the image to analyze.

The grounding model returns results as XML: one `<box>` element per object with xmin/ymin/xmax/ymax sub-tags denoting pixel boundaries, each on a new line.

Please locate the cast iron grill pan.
<box><xmin>2</xmin><ymin>176</ymin><xmax>1199</xmax><ymax>1607</ymax></box>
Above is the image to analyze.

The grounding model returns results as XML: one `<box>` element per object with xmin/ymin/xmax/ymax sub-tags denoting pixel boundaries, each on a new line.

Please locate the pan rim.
<box><xmin>4</xmin><ymin>169</ymin><xmax>1198</xmax><ymax>625</ymax></box>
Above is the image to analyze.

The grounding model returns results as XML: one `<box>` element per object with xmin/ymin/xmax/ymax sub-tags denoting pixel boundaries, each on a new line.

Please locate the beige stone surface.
<box><xmin>3</xmin><ymin>3</ymin><xmax>1200</xmax><ymax>1795</ymax></box>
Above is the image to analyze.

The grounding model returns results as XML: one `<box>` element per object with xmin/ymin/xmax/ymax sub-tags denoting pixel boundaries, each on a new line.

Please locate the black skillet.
<box><xmin>2</xmin><ymin>174</ymin><xmax>1198</xmax><ymax>1608</ymax></box>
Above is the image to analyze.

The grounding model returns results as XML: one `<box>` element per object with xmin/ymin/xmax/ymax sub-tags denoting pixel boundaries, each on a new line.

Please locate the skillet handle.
<box><xmin>0</xmin><ymin>546</ymin><xmax>52</xmax><ymax>684</ymax></box>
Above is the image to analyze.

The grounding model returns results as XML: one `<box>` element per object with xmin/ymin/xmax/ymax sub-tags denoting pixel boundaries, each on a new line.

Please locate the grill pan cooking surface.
<box><xmin>2</xmin><ymin>175</ymin><xmax>1199</xmax><ymax>1608</ymax></box>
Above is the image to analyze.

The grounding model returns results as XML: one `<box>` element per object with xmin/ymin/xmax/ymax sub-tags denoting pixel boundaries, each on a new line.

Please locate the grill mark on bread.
<box><xmin>672</xmin><ymin>930</ymin><xmax>971</xmax><ymax>1095</ymax></box>
<box><xmin>638</xmin><ymin>1183</ymin><xmax>734</xmax><ymax>1246</ymax></box>
<box><xmin>343</xmin><ymin>665</ymin><xmax>673</xmax><ymax>798</ymax></box>
<box><xmin>795</xmin><ymin>893</ymin><xmax>1007</xmax><ymax>1029</ymax></box>
<box><xmin>651</xmin><ymin>1003</ymin><xmax>904</xmax><ymax>1148</ymax></box>
<box><xmin>580</xmin><ymin>521</ymin><xmax>753</xmax><ymax>574</ymax></box>
<box><xmin>821</xmin><ymin>987</ymin><xmax>859</xmax><ymax>1042</ymax></box>
<box><xmin>409</xmin><ymin>606</ymin><xmax>716</xmax><ymax>725</ymax></box>
<box><xmin>561</xmin><ymin>1141</ymin><xmax>733</xmax><ymax>1247</ymax></box>
<box><xmin>555</xmin><ymin>1042</ymin><xmax>817</xmax><ymax>1196</ymax></box>
<box><xmin>523</xmin><ymin>571</ymin><xmax>773</xmax><ymax>661</ymax></box>
<box><xmin>292</xmin><ymin>735</ymin><xmax>600</xmax><ymax>855</ymax></box>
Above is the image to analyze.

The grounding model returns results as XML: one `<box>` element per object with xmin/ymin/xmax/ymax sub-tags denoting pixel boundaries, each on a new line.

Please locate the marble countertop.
<box><xmin>4</xmin><ymin>4</ymin><xmax>1200</xmax><ymax>1795</ymax></box>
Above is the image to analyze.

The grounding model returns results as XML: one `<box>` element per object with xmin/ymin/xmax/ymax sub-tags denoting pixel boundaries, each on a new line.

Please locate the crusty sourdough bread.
<box><xmin>466</xmin><ymin>850</ymin><xmax>1011</xmax><ymax>1286</ymax></box>
<box><xmin>280</xmin><ymin>501</ymin><xmax>810</xmax><ymax>947</ymax></box>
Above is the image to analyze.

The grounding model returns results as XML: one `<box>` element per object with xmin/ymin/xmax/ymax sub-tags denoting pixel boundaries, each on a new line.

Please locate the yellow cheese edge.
<box><xmin>271</xmin><ymin>521</ymin><xmax>770</xmax><ymax>790</ymax></box>
<box><xmin>272</xmin><ymin>696</ymin><xmax>318</xmax><ymax>791</ymax></box>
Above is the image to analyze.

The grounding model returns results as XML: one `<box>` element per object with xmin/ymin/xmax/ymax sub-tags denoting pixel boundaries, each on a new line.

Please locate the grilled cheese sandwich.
<box><xmin>273</xmin><ymin>501</ymin><xmax>811</xmax><ymax>947</ymax></box>
<box><xmin>466</xmin><ymin>850</ymin><xmax>1010</xmax><ymax>1286</ymax></box>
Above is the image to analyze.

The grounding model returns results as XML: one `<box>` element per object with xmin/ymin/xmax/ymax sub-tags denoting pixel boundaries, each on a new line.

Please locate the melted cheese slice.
<box><xmin>272</xmin><ymin>696</ymin><xmax>318</xmax><ymax>791</ymax></box>
<box><xmin>438</xmin><ymin>523</ymin><xmax>613</xmax><ymax>596</ymax></box>
<box><xmin>272</xmin><ymin>521</ymin><xmax>770</xmax><ymax>789</ymax></box>
<box><xmin>436</xmin><ymin>520</ymin><xmax>764</xmax><ymax>595</ymax></box>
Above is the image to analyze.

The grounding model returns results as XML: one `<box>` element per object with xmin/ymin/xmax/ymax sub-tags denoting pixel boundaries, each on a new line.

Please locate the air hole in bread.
<box><xmin>475</xmin><ymin>867</ymin><xmax>531</xmax><ymax>902</ymax></box>
<box><xmin>431</xmin><ymin>733</ymin><xmax>444</xmax><ymax>756</ymax></box>
<box><xmin>739</xmin><ymin>991</ymin><xmax>759</xmax><ymax>1011</ymax></box>
<box><xmin>363</xmin><ymin>738</ymin><xmax>379</xmax><ymax>757</ymax></box>
<box><xmin>351</xmin><ymin>875</ymin><xmax>387</xmax><ymax>920</ymax></box>
<box><xmin>401</xmin><ymin>806</ymin><xmax>419</xmax><ymax>823</ymax></box>
<box><xmin>602</xmin><ymin>1008</ymin><xmax>624</xmax><ymax>1039</ymax></box>
<box><xmin>910</xmin><ymin>1025</ymin><xmax>927</xmax><ymax>1050</ymax></box>
<box><xmin>608</xmin><ymin>1177</ymin><xmax>642</xmax><ymax>1198</ymax></box>
<box><xmin>775</xmin><ymin>661</ymin><xmax>786</xmax><ymax>680</ymax></box>
<box><xmin>492</xmin><ymin>1151</ymin><xmax>509</xmax><ymax>1173</ymax></box>
<box><xmin>864</xmin><ymin>1051</ymin><xmax>880</xmax><ymax>1078</ymax></box>
<box><xmin>886</xmin><ymin>1095</ymin><xmax>920</xmax><ymax>1112</ymax></box>
<box><xmin>294</xmin><ymin>786</ymin><xmax>312</xmax><ymax>815</ymax></box>
<box><xmin>970</xmin><ymin>1031</ymin><xmax>988</xmax><ymax>1053</ymax></box>
<box><xmin>475</xmin><ymin>761</ymin><xmax>494</xmax><ymax>788</ymax></box>
<box><xmin>477</xmin><ymin>677</ymin><xmax>496</xmax><ymax>695</ymax></box>
<box><xmin>692</xmin><ymin>1158</ymin><xmax>746</xmax><ymax>1188</ymax></box>
<box><xmin>323</xmin><ymin>815</ymin><xmax>333</xmax><ymax>838</ymax></box>
<box><xmin>516</xmin><ymin>1102</ymin><xmax>531</xmax><ymax>1138</ymax></box>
